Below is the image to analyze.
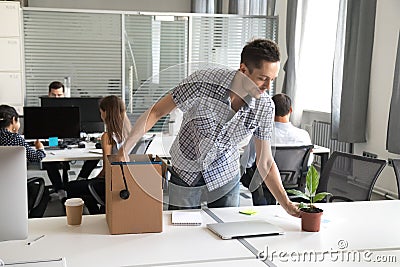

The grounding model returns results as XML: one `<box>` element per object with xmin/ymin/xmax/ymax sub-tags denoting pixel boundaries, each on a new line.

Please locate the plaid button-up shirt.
<box><xmin>170</xmin><ymin>68</ymin><xmax>274</xmax><ymax>191</ymax></box>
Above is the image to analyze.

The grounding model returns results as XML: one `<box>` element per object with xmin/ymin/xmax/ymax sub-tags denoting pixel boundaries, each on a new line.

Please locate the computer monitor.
<box><xmin>23</xmin><ymin>106</ymin><xmax>81</xmax><ymax>139</ymax></box>
<box><xmin>41</xmin><ymin>97</ymin><xmax>104</xmax><ymax>133</ymax></box>
<box><xmin>0</xmin><ymin>146</ymin><xmax>28</xmax><ymax>241</ymax></box>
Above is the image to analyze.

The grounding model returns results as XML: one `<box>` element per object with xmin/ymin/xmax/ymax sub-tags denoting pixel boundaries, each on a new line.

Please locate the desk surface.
<box><xmin>0</xmin><ymin>211</ymin><xmax>255</xmax><ymax>267</ymax></box>
<box><xmin>1</xmin><ymin>201</ymin><xmax>399</xmax><ymax>266</ymax></box>
<box><xmin>39</xmin><ymin>135</ymin><xmax>330</xmax><ymax>163</ymax></box>
<box><xmin>209</xmin><ymin>200</ymin><xmax>400</xmax><ymax>266</ymax></box>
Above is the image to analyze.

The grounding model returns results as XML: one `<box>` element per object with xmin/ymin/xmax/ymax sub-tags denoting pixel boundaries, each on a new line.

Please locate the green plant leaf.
<box><xmin>286</xmin><ymin>189</ymin><xmax>310</xmax><ymax>201</ymax></box>
<box><xmin>298</xmin><ymin>202</ymin><xmax>309</xmax><ymax>209</ymax></box>
<box><xmin>313</xmin><ymin>192</ymin><xmax>331</xmax><ymax>203</ymax></box>
<box><xmin>306</xmin><ymin>165</ymin><xmax>320</xmax><ymax>196</ymax></box>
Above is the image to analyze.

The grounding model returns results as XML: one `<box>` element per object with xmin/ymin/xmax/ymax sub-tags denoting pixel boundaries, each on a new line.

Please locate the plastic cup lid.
<box><xmin>64</xmin><ymin>198</ymin><xmax>84</xmax><ymax>206</ymax></box>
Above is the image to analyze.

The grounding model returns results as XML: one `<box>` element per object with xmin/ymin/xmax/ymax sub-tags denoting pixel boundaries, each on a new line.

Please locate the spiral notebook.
<box><xmin>171</xmin><ymin>211</ymin><xmax>202</xmax><ymax>226</ymax></box>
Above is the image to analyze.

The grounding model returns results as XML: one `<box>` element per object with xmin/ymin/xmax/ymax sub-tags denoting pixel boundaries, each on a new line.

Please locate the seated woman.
<box><xmin>0</xmin><ymin>105</ymin><xmax>68</xmax><ymax>203</ymax></box>
<box><xmin>0</xmin><ymin>104</ymin><xmax>45</xmax><ymax>162</ymax></box>
<box><xmin>66</xmin><ymin>95</ymin><xmax>131</xmax><ymax>214</ymax></box>
<box><xmin>0</xmin><ymin>104</ymin><xmax>48</xmax><ymax>216</ymax></box>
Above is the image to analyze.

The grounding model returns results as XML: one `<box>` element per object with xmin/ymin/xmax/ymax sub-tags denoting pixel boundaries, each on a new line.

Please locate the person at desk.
<box><xmin>42</xmin><ymin>81</ymin><xmax>99</xmax><ymax>203</ymax></box>
<box><xmin>0</xmin><ymin>104</ymin><xmax>46</xmax><ymax>161</ymax></box>
<box><xmin>117</xmin><ymin>39</ymin><xmax>300</xmax><ymax>217</ymax></box>
<box><xmin>240</xmin><ymin>93</ymin><xmax>312</xmax><ymax>205</ymax></box>
<box><xmin>67</xmin><ymin>95</ymin><xmax>131</xmax><ymax>214</ymax></box>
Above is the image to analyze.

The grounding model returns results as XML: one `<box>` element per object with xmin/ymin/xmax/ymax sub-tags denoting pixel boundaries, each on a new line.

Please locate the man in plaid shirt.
<box><xmin>119</xmin><ymin>39</ymin><xmax>300</xmax><ymax>217</ymax></box>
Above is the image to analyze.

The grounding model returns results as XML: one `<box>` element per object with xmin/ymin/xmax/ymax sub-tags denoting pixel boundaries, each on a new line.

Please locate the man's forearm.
<box><xmin>121</xmin><ymin>109</ymin><xmax>152</xmax><ymax>154</ymax></box>
<box><xmin>262</xmin><ymin>162</ymin><xmax>292</xmax><ymax>209</ymax></box>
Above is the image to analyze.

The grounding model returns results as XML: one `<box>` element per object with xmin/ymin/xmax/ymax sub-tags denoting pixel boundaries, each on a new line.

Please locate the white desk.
<box><xmin>146</xmin><ymin>134</ymin><xmax>175</xmax><ymax>158</ymax></box>
<box><xmin>208</xmin><ymin>200</ymin><xmax>400</xmax><ymax>266</ymax></box>
<box><xmin>0</xmin><ymin>211</ymin><xmax>255</xmax><ymax>267</ymax></box>
<box><xmin>41</xmin><ymin>147</ymin><xmax>103</xmax><ymax>162</ymax></box>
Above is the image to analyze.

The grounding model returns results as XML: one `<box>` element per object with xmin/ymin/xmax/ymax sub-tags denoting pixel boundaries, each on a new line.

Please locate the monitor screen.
<box><xmin>41</xmin><ymin>97</ymin><xmax>103</xmax><ymax>133</ymax></box>
<box><xmin>23</xmin><ymin>106</ymin><xmax>81</xmax><ymax>139</ymax></box>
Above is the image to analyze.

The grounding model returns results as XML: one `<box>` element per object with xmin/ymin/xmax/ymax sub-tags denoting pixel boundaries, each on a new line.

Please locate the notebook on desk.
<box><xmin>207</xmin><ymin>220</ymin><xmax>284</xmax><ymax>240</ymax></box>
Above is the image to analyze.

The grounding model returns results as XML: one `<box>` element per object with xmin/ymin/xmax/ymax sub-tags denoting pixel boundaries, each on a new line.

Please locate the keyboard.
<box><xmin>44</xmin><ymin>146</ymin><xmax>64</xmax><ymax>150</ymax></box>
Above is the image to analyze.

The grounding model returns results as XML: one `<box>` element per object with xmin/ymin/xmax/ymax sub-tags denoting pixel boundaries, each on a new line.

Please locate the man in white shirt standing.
<box><xmin>240</xmin><ymin>93</ymin><xmax>312</xmax><ymax>205</ymax></box>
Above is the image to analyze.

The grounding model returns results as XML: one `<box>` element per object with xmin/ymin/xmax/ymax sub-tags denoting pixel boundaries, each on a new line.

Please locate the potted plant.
<box><xmin>287</xmin><ymin>165</ymin><xmax>331</xmax><ymax>232</ymax></box>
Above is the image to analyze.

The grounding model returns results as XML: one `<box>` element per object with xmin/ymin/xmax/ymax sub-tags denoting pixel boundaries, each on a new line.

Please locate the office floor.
<box><xmin>37</xmin><ymin>162</ymin><xmax>386</xmax><ymax>218</ymax></box>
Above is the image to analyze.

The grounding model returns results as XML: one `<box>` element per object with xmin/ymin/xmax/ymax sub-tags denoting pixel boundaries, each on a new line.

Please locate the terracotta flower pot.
<box><xmin>300</xmin><ymin>208</ymin><xmax>323</xmax><ymax>232</ymax></box>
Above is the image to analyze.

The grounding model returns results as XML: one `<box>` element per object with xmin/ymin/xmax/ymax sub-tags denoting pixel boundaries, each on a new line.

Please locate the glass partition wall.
<box><xmin>23</xmin><ymin>9</ymin><xmax>277</xmax><ymax>132</ymax></box>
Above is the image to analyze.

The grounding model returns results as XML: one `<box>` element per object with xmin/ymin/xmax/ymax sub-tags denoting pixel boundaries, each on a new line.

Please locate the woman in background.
<box><xmin>67</xmin><ymin>95</ymin><xmax>131</xmax><ymax>214</ymax></box>
<box><xmin>0</xmin><ymin>104</ymin><xmax>68</xmax><ymax>203</ymax></box>
<box><xmin>0</xmin><ymin>104</ymin><xmax>45</xmax><ymax>162</ymax></box>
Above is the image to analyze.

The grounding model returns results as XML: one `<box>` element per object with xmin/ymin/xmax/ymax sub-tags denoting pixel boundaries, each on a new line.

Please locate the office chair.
<box><xmin>273</xmin><ymin>145</ymin><xmax>314</xmax><ymax>191</ymax></box>
<box><xmin>317</xmin><ymin>151</ymin><xmax>386</xmax><ymax>202</ymax></box>
<box><xmin>391</xmin><ymin>159</ymin><xmax>400</xmax><ymax>199</ymax></box>
<box><xmin>242</xmin><ymin>145</ymin><xmax>313</xmax><ymax>205</ymax></box>
<box><xmin>130</xmin><ymin>134</ymin><xmax>156</xmax><ymax>154</ymax></box>
<box><xmin>27</xmin><ymin>177</ymin><xmax>49</xmax><ymax>218</ymax></box>
<box><xmin>87</xmin><ymin>134</ymin><xmax>156</xmax><ymax>213</ymax></box>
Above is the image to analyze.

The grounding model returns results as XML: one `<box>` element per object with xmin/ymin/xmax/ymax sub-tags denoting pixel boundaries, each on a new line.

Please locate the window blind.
<box><xmin>190</xmin><ymin>16</ymin><xmax>278</xmax><ymax>95</ymax></box>
<box><xmin>124</xmin><ymin>15</ymin><xmax>188</xmax><ymax>132</ymax></box>
<box><xmin>23</xmin><ymin>10</ymin><xmax>122</xmax><ymax>106</ymax></box>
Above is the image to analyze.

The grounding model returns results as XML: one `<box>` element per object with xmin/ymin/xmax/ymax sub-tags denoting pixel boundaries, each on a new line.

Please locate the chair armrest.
<box><xmin>329</xmin><ymin>195</ymin><xmax>354</xmax><ymax>202</ymax></box>
<box><xmin>27</xmin><ymin>176</ymin><xmax>46</xmax><ymax>209</ymax></box>
<box><xmin>88</xmin><ymin>180</ymin><xmax>105</xmax><ymax>206</ymax></box>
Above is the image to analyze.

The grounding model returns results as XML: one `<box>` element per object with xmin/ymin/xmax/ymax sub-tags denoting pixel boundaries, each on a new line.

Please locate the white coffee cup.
<box><xmin>64</xmin><ymin>198</ymin><xmax>84</xmax><ymax>225</ymax></box>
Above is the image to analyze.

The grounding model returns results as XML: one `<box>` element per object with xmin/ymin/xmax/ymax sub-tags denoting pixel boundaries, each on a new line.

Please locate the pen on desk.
<box><xmin>26</xmin><ymin>234</ymin><xmax>45</xmax><ymax>245</ymax></box>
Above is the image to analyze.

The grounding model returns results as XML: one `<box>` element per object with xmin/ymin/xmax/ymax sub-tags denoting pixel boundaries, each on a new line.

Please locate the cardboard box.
<box><xmin>105</xmin><ymin>154</ymin><xmax>164</xmax><ymax>235</ymax></box>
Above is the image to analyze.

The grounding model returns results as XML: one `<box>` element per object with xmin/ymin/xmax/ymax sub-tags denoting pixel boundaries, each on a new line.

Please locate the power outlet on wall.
<box><xmin>362</xmin><ymin>151</ymin><xmax>378</xmax><ymax>159</ymax></box>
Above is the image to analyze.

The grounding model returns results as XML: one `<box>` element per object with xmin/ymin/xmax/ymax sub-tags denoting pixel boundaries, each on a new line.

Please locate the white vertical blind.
<box><xmin>190</xmin><ymin>15</ymin><xmax>278</xmax><ymax>94</ymax></box>
<box><xmin>124</xmin><ymin>15</ymin><xmax>188</xmax><ymax>132</ymax></box>
<box><xmin>23</xmin><ymin>10</ymin><xmax>122</xmax><ymax>106</ymax></box>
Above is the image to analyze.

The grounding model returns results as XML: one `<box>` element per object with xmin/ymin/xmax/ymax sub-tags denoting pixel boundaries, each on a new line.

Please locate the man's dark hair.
<box><xmin>241</xmin><ymin>39</ymin><xmax>280</xmax><ymax>73</ymax></box>
<box><xmin>272</xmin><ymin>93</ymin><xmax>291</xmax><ymax>117</ymax></box>
<box><xmin>48</xmin><ymin>81</ymin><xmax>64</xmax><ymax>93</ymax></box>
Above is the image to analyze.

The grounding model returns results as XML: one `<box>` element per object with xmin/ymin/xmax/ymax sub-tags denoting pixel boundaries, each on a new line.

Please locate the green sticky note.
<box><xmin>239</xmin><ymin>209</ymin><xmax>257</xmax><ymax>215</ymax></box>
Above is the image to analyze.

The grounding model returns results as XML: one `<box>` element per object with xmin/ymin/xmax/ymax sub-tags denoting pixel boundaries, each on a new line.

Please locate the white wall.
<box><xmin>354</xmin><ymin>0</ymin><xmax>400</xmax><ymax>197</ymax></box>
<box><xmin>28</xmin><ymin>0</ymin><xmax>191</xmax><ymax>12</ymax></box>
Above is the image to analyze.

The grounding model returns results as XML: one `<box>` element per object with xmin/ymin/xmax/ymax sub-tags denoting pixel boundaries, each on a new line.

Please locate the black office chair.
<box><xmin>27</xmin><ymin>177</ymin><xmax>50</xmax><ymax>218</ymax></box>
<box><xmin>391</xmin><ymin>159</ymin><xmax>400</xmax><ymax>199</ymax></box>
<box><xmin>273</xmin><ymin>145</ymin><xmax>314</xmax><ymax>191</ymax></box>
<box><xmin>87</xmin><ymin>134</ymin><xmax>156</xmax><ymax>213</ymax></box>
<box><xmin>242</xmin><ymin>145</ymin><xmax>313</xmax><ymax>205</ymax></box>
<box><xmin>130</xmin><ymin>134</ymin><xmax>156</xmax><ymax>154</ymax></box>
<box><xmin>317</xmin><ymin>151</ymin><xmax>386</xmax><ymax>202</ymax></box>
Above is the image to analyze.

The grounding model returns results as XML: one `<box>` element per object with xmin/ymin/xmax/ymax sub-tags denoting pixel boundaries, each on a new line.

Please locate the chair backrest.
<box><xmin>392</xmin><ymin>159</ymin><xmax>400</xmax><ymax>199</ymax></box>
<box><xmin>318</xmin><ymin>151</ymin><xmax>386</xmax><ymax>202</ymax></box>
<box><xmin>272</xmin><ymin>145</ymin><xmax>314</xmax><ymax>190</ymax></box>
<box><xmin>130</xmin><ymin>134</ymin><xmax>156</xmax><ymax>154</ymax></box>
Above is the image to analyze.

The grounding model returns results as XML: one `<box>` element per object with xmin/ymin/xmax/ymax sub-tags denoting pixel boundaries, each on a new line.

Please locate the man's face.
<box><xmin>240</xmin><ymin>60</ymin><xmax>280</xmax><ymax>97</ymax></box>
<box><xmin>48</xmin><ymin>87</ymin><xmax>64</xmax><ymax>98</ymax></box>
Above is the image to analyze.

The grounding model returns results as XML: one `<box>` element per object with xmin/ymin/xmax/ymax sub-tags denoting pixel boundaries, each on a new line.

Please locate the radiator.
<box><xmin>311</xmin><ymin>121</ymin><xmax>352</xmax><ymax>165</ymax></box>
